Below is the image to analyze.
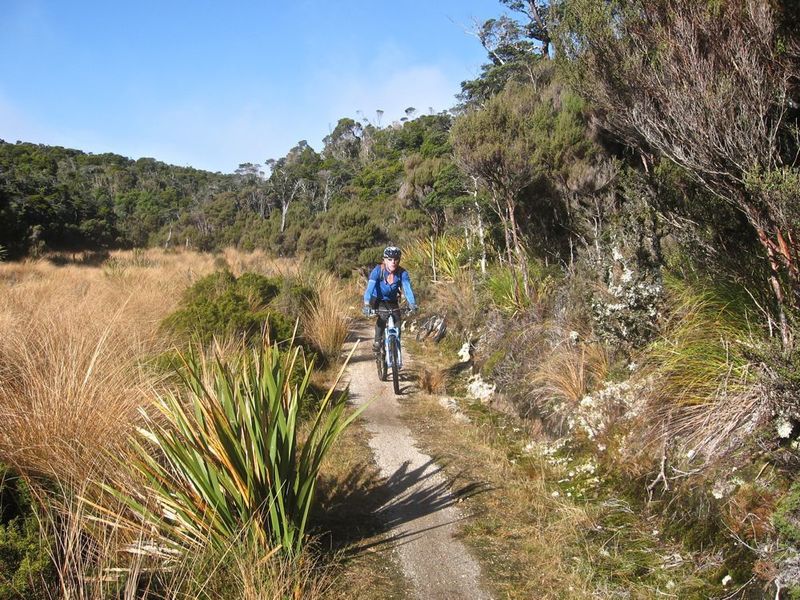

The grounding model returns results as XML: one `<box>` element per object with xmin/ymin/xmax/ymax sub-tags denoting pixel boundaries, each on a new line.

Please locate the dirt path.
<box><xmin>344</xmin><ymin>324</ymin><xmax>492</xmax><ymax>600</ymax></box>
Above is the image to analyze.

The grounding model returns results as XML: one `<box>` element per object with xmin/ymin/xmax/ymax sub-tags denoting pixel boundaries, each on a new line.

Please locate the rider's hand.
<box><xmin>362</xmin><ymin>305</ymin><xmax>371</xmax><ymax>317</ymax></box>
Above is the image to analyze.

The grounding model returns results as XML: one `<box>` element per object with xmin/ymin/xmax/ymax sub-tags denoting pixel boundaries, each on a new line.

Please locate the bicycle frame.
<box><xmin>370</xmin><ymin>306</ymin><xmax>409</xmax><ymax>394</ymax></box>
<box><xmin>383</xmin><ymin>312</ymin><xmax>403</xmax><ymax>370</ymax></box>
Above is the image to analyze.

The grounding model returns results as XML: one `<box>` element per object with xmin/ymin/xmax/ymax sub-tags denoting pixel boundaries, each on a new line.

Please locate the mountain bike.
<box><xmin>369</xmin><ymin>306</ymin><xmax>412</xmax><ymax>395</ymax></box>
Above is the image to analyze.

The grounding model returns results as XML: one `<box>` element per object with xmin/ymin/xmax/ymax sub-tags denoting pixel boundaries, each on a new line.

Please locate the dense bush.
<box><xmin>0</xmin><ymin>465</ymin><xmax>53</xmax><ymax>600</ymax></box>
<box><xmin>161</xmin><ymin>271</ymin><xmax>294</xmax><ymax>345</ymax></box>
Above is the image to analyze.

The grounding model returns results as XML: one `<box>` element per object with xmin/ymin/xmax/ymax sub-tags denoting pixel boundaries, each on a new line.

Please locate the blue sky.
<box><xmin>0</xmin><ymin>0</ymin><xmax>500</xmax><ymax>173</ymax></box>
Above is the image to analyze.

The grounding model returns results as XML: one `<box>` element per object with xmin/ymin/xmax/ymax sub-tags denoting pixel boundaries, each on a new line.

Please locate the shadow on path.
<box><xmin>314</xmin><ymin>454</ymin><xmax>491</xmax><ymax>558</ymax></box>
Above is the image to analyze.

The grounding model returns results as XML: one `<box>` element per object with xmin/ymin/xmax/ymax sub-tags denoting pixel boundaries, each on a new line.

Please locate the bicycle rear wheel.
<box><xmin>389</xmin><ymin>337</ymin><xmax>400</xmax><ymax>395</ymax></box>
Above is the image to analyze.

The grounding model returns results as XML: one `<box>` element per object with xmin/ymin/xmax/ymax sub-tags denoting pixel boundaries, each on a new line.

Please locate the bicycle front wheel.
<box><xmin>375</xmin><ymin>343</ymin><xmax>387</xmax><ymax>382</ymax></box>
<box><xmin>389</xmin><ymin>336</ymin><xmax>400</xmax><ymax>395</ymax></box>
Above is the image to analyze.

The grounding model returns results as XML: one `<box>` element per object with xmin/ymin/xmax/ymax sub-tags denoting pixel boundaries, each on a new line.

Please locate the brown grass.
<box><xmin>0</xmin><ymin>249</ymin><xmax>311</xmax><ymax>482</ymax></box>
<box><xmin>0</xmin><ymin>261</ymin><xmax>171</xmax><ymax>481</ymax></box>
<box><xmin>528</xmin><ymin>339</ymin><xmax>609</xmax><ymax>429</ymax></box>
<box><xmin>0</xmin><ymin>248</ymin><xmax>343</xmax><ymax>598</ymax></box>
<box><xmin>417</xmin><ymin>367</ymin><xmax>448</xmax><ymax>394</ymax></box>
<box><xmin>301</xmin><ymin>272</ymin><xmax>354</xmax><ymax>365</ymax></box>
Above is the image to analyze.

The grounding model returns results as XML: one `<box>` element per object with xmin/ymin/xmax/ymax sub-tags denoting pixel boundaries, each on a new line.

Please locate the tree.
<box><xmin>459</xmin><ymin>1</ymin><xmax>552</xmax><ymax>108</ymax></box>
<box><xmin>266</xmin><ymin>141</ymin><xmax>321</xmax><ymax>233</ymax></box>
<box><xmin>452</xmin><ymin>82</ymin><xmax>545</xmax><ymax>298</ymax></box>
<box><xmin>556</xmin><ymin>0</ymin><xmax>800</xmax><ymax>347</ymax></box>
<box><xmin>500</xmin><ymin>0</ymin><xmax>551</xmax><ymax>57</ymax></box>
<box><xmin>322</xmin><ymin>118</ymin><xmax>363</xmax><ymax>162</ymax></box>
<box><xmin>234</xmin><ymin>162</ymin><xmax>269</xmax><ymax>218</ymax></box>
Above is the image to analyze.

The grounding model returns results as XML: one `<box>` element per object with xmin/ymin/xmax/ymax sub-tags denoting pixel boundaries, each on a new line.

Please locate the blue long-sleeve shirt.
<box><xmin>363</xmin><ymin>265</ymin><xmax>416</xmax><ymax>307</ymax></box>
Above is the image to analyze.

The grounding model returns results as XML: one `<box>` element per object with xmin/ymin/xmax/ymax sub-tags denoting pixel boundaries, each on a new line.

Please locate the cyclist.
<box><xmin>363</xmin><ymin>246</ymin><xmax>417</xmax><ymax>353</ymax></box>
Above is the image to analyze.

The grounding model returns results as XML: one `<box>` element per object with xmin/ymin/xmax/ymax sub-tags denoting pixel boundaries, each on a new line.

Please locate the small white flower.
<box><xmin>597</xmin><ymin>444</ymin><xmax>607</xmax><ymax>452</ymax></box>
<box><xmin>620</xmin><ymin>267</ymin><xmax>634</xmax><ymax>283</ymax></box>
<box><xmin>722</xmin><ymin>574</ymin><xmax>732</xmax><ymax>586</ymax></box>
<box><xmin>551</xmin><ymin>490</ymin><xmax>560</xmax><ymax>497</ymax></box>
<box><xmin>457</xmin><ymin>342</ymin><xmax>471</xmax><ymax>363</ymax></box>
<box><xmin>777</xmin><ymin>418</ymin><xmax>794</xmax><ymax>439</ymax></box>
<box><xmin>569</xmin><ymin>330</ymin><xmax>580</xmax><ymax>344</ymax></box>
<box><xmin>666</xmin><ymin>580</ymin><xmax>675</xmax><ymax>590</ymax></box>
<box><xmin>627</xmin><ymin>362</ymin><xmax>638</xmax><ymax>372</ymax></box>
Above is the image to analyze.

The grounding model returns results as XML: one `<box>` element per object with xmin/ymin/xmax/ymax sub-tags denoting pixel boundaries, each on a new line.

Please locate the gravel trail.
<box><xmin>344</xmin><ymin>324</ymin><xmax>491</xmax><ymax>600</ymax></box>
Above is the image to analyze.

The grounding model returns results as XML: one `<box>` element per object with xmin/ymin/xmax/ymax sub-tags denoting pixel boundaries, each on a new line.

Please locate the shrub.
<box><xmin>161</xmin><ymin>270</ymin><xmax>293</xmax><ymax>345</ymax></box>
<box><xmin>0</xmin><ymin>465</ymin><xmax>54</xmax><ymax>599</ymax></box>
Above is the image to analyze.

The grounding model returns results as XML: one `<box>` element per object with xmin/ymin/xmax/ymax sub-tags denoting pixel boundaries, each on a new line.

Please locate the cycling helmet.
<box><xmin>383</xmin><ymin>246</ymin><xmax>402</xmax><ymax>260</ymax></box>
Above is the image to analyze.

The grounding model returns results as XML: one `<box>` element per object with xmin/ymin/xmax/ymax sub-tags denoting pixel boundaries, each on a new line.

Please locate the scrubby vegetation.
<box><xmin>0</xmin><ymin>251</ymin><xmax>359</xmax><ymax>598</ymax></box>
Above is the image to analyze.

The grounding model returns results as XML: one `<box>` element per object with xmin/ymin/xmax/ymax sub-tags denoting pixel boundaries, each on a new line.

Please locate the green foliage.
<box><xmin>774</xmin><ymin>481</ymin><xmax>800</xmax><ymax>547</ymax></box>
<box><xmin>0</xmin><ymin>466</ymin><xmax>54</xmax><ymax>599</ymax></box>
<box><xmin>643</xmin><ymin>275</ymin><xmax>758</xmax><ymax>407</ymax></box>
<box><xmin>161</xmin><ymin>271</ymin><xmax>293</xmax><ymax>345</ymax></box>
<box><xmin>402</xmin><ymin>235</ymin><xmax>470</xmax><ymax>283</ymax></box>
<box><xmin>102</xmin><ymin>340</ymin><xmax>364</xmax><ymax>557</ymax></box>
<box><xmin>483</xmin><ymin>260</ymin><xmax>559</xmax><ymax>315</ymax></box>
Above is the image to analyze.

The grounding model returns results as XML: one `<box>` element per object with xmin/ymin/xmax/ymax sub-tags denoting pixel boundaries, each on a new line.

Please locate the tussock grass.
<box><xmin>0</xmin><ymin>249</ymin><xmax>307</xmax><ymax>483</ymax></box>
<box><xmin>0</xmin><ymin>267</ymin><xmax>172</xmax><ymax>482</ymax></box>
<box><xmin>483</xmin><ymin>260</ymin><xmax>559</xmax><ymax>316</ymax></box>
<box><xmin>0</xmin><ymin>248</ymin><xmax>346</xmax><ymax>598</ymax></box>
<box><xmin>221</xmin><ymin>247</ymin><xmax>302</xmax><ymax>279</ymax></box>
<box><xmin>302</xmin><ymin>271</ymin><xmax>353</xmax><ymax>365</ymax></box>
<box><xmin>417</xmin><ymin>366</ymin><xmax>449</xmax><ymax>394</ymax></box>
<box><xmin>530</xmin><ymin>340</ymin><xmax>609</xmax><ymax>409</ymax></box>
<box><xmin>636</xmin><ymin>275</ymin><xmax>763</xmax><ymax>459</ymax></box>
<box><xmin>32</xmin><ymin>478</ymin><xmax>330</xmax><ymax>600</ymax></box>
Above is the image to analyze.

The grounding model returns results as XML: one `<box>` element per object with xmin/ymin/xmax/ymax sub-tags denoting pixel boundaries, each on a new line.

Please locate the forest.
<box><xmin>2</xmin><ymin>0</ymin><xmax>800</xmax><ymax>597</ymax></box>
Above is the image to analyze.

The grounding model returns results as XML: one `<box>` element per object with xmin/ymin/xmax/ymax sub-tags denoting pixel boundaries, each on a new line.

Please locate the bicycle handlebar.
<box><xmin>368</xmin><ymin>306</ymin><xmax>414</xmax><ymax>317</ymax></box>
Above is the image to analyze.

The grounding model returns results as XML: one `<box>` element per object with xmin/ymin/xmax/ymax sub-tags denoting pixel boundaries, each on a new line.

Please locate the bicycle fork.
<box><xmin>384</xmin><ymin>317</ymin><xmax>403</xmax><ymax>369</ymax></box>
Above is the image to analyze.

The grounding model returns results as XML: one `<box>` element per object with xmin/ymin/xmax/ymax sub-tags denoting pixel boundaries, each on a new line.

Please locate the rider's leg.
<box><xmin>373</xmin><ymin>317</ymin><xmax>385</xmax><ymax>353</ymax></box>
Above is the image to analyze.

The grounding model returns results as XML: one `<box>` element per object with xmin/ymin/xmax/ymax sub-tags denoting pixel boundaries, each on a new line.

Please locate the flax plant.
<box><xmin>103</xmin><ymin>338</ymin><xmax>363</xmax><ymax>557</ymax></box>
